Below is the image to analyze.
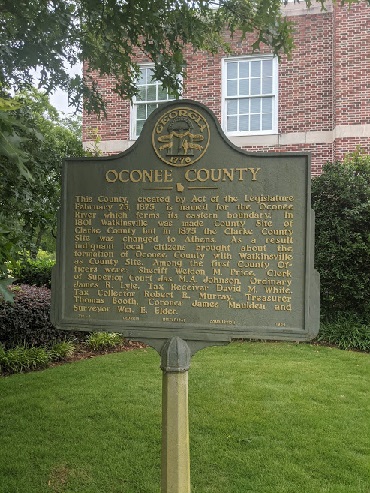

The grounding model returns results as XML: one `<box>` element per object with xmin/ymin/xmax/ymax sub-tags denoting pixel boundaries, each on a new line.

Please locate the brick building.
<box><xmin>83</xmin><ymin>0</ymin><xmax>370</xmax><ymax>175</ymax></box>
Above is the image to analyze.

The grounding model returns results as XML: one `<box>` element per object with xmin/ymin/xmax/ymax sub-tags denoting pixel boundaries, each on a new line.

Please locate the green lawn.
<box><xmin>0</xmin><ymin>342</ymin><xmax>369</xmax><ymax>493</ymax></box>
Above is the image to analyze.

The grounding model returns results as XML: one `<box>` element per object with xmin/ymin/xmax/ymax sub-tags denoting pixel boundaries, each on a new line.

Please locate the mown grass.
<box><xmin>0</xmin><ymin>342</ymin><xmax>369</xmax><ymax>493</ymax></box>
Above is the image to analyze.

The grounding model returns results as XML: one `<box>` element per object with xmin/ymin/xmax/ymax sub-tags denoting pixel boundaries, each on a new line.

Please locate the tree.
<box><xmin>0</xmin><ymin>0</ymin><xmax>330</xmax><ymax>115</ymax></box>
<box><xmin>0</xmin><ymin>89</ymin><xmax>85</xmax><ymax>299</ymax></box>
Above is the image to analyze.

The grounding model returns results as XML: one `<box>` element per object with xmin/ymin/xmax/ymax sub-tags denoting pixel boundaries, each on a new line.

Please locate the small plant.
<box><xmin>86</xmin><ymin>332</ymin><xmax>123</xmax><ymax>351</ymax></box>
<box><xmin>0</xmin><ymin>346</ymin><xmax>50</xmax><ymax>374</ymax></box>
<box><xmin>317</xmin><ymin>316</ymin><xmax>370</xmax><ymax>351</ymax></box>
<box><xmin>49</xmin><ymin>341</ymin><xmax>75</xmax><ymax>361</ymax></box>
<box><xmin>84</xmin><ymin>127</ymin><xmax>103</xmax><ymax>157</ymax></box>
<box><xmin>26</xmin><ymin>346</ymin><xmax>51</xmax><ymax>369</ymax></box>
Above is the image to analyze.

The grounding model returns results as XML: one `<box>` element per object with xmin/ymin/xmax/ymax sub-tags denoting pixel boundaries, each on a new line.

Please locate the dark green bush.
<box><xmin>0</xmin><ymin>285</ymin><xmax>71</xmax><ymax>349</ymax></box>
<box><xmin>312</xmin><ymin>151</ymin><xmax>370</xmax><ymax>322</ymax></box>
<box><xmin>12</xmin><ymin>253</ymin><xmax>55</xmax><ymax>288</ymax></box>
<box><xmin>0</xmin><ymin>343</ymin><xmax>6</xmax><ymax>373</ymax></box>
<box><xmin>317</xmin><ymin>316</ymin><xmax>370</xmax><ymax>352</ymax></box>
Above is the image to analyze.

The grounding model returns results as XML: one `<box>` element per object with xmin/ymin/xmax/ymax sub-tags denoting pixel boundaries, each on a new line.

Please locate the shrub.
<box><xmin>0</xmin><ymin>343</ymin><xmax>5</xmax><ymax>373</ymax></box>
<box><xmin>12</xmin><ymin>250</ymin><xmax>55</xmax><ymax>288</ymax></box>
<box><xmin>311</xmin><ymin>151</ymin><xmax>370</xmax><ymax>322</ymax></box>
<box><xmin>49</xmin><ymin>341</ymin><xmax>75</xmax><ymax>361</ymax></box>
<box><xmin>85</xmin><ymin>332</ymin><xmax>123</xmax><ymax>351</ymax></box>
<box><xmin>0</xmin><ymin>345</ymin><xmax>50</xmax><ymax>374</ymax></box>
<box><xmin>317</xmin><ymin>316</ymin><xmax>370</xmax><ymax>352</ymax></box>
<box><xmin>0</xmin><ymin>284</ymin><xmax>71</xmax><ymax>349</ymax></box>
<box><xmin>0</xmin><ymin>340</ymin><xmax>79</xmax><ymax>375</ymax></box>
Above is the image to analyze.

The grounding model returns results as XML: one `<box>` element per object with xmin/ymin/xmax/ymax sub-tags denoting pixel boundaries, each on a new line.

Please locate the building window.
<box><xmin>131</xmin><ymin>65</ymin><xmax>177</xmax><ymax>139</ymax></box>
<box><xmin>222</xmin><ymin>56</ymin><xmax>278</xmax><ymax>136</ymax></box>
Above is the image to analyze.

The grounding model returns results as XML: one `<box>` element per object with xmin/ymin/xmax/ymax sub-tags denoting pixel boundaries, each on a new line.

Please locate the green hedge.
<box><xmin>312</xmin><ymin>152</ymin><xmax>370</xmax><ymax>322</ymax></box>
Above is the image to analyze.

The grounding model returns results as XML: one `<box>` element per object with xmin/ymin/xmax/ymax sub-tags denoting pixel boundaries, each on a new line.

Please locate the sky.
<box><xmin>38</xmin><ymin>63</ymin><xmax>82</xmax><ymax>115</ymax></box>
<box><xmin>50</xmin><ymin>89</ymin><xmax>72</xmax><ymax>114</ymax></box>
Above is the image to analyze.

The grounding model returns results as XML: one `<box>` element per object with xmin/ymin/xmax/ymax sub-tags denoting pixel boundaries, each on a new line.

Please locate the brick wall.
<box><xmin>278</xmin><ymin>11</ymin><xmax>334</xmax><ymax>135</ymax></box>
<box><xmin>334</xmin><ymin>2</ymin><xmax>370</xmax><ymax>127</ymax></box>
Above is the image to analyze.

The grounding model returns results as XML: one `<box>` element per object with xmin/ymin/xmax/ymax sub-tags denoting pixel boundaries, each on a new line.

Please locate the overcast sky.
<box><xmin>40</xmin><ymin>63</ymin><xmax>82</xmax><ymax>115</ymax></box>
<box><xmin>50</xmin><ymin>89</ymin><xmax>72</xmax><ymax>114</ymax></box>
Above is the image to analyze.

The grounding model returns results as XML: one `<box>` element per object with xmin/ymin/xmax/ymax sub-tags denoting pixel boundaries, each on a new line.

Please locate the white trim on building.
<box><xmin>221</xmin><ymin>55</ymin><xmax>278</xmax><ymax>137</ymax></box>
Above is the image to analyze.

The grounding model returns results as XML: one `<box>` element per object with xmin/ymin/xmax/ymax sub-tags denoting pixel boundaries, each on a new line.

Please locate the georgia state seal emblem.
<box><xmin>152</xmin><ymin>107</ymin><xmax>210</xmax><ymax>167</ymax></box>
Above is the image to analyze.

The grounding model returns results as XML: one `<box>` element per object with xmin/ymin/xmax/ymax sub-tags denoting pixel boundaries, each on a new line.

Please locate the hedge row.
<box><xmin>311</xmin><ymin>153</ymin><xmax>370</xmax><ymax>322</ymax></box>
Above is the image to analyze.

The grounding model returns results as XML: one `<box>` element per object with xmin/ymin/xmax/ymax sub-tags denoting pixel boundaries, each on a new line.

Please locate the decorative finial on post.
<box><xmin>160</xmin><ymin>337</ymin><xmax>191</xmax><ymax>373</ymax></box>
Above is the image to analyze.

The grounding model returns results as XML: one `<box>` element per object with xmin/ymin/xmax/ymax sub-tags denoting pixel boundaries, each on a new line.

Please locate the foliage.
<box><xmin>317</xmin><ymin>315</ymin><xmax>370</xmax><ymax>352</ymax></box>
<box><xmin>0</xmin><ymin>340</ymin><xmax>77</xmax><ymax>374</ymax></box>
<box><xmin>0</xmin><ymin>284</ymin><xmax>70</xmax><ymax>349</ymax></box>
<box><xmin>49</xmin><ymin>340</ymin><xmax>76</xmax><ymax>362</ymax></box>
<box><xmin>0</xmin><ymin>277</ymin><xmax>14</xmax><ymax>303</ymax></box>
<box><xmin>311</xmin><ymin>150</ymin><xmax>370</xmax><ymax>322</ymax></box>
<box><xmin>0</xmin><ymin>343</ymin><xmax>5</xmax><ymax>372</ymax></box>
<box><xmin>0</xmin><ymin>0</ymin><xmax>305</xmax><ymax>116</ymax></box>
<box><xmin>0</xmin><ymin>0</ymin><xmax>356</xmax><ymax>299</ymax></box>
<box><xmin>0</xmin><ymin>345</ymin><xmax>50</xmax><ymax>374</ymax></box>
<box><xmin>0</xmin><ymin>98</ymin><xmax>21</xmax><ymax>112</ymax></box>
<box><xmin>0</xmin><ymin>94</ymin><xmax>41</xmax><ymax>299</ymax></box>
<box><xmin>11</xmin><ymin>250</ymin><xmax>56</xmax><ymax>288</ymax></box>
<box><xmin>0</xmin><ymin>89</ymin><xmax>85</xmax><ymax>300</ymax></box>
<box><xmin>0</xmin><ymin>95</ymin><xmax>34</xmax><ymax>180</ymax></box>
<box><xmin>84</xmin><ymin>127</ymin><xmax>103</xmax><ymax>157</ymax></box>
<box><xmin>85</xmin><ymin>332</ymin><xmax>124</xmax><ymax>351</ymax></box>
<box><xmin>3</xmin><ymin>89</ymin><xmax>85</xmax><ymax>255</ymax></box>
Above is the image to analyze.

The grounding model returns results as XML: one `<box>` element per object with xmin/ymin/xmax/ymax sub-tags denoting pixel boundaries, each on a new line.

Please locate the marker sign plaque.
<box><xmin>51</xmin><ymin>100</ymin><xmax>320</xmax><ymax>349</ymax></box>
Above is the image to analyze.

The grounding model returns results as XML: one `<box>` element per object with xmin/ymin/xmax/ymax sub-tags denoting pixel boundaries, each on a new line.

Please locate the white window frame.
<box><xmin>221</xmin><ymin>55</ymin><xmax>278</xmax><ymax>137</ymax></box>
<box><xmin>130</xmin><ymin>64</ymin><xmax>179</xmax><ymax>140</ymax></box>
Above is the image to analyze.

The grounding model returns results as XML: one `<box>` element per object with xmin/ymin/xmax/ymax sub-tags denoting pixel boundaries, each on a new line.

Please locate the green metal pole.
<box><xmin>160</xmin><ymin>337</ymin><xmax>191</xmax><ymax>493</ymax></box>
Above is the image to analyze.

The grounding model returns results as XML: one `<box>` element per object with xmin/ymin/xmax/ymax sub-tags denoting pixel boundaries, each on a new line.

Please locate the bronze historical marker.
<box><xmin>51</xmin><ymin>100</ymin><xmax>320</xmax><ymax>351</ymax></box>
